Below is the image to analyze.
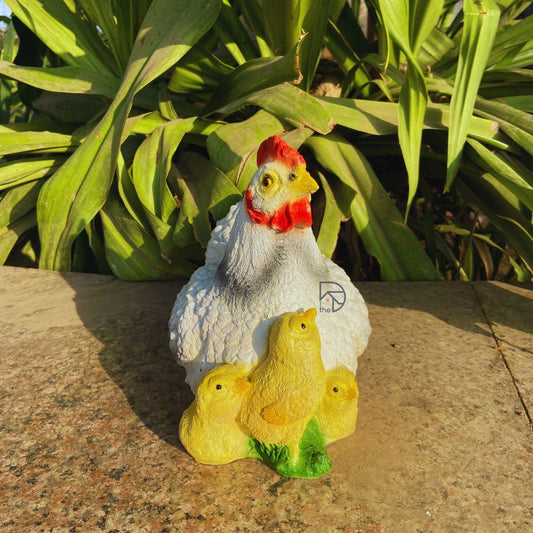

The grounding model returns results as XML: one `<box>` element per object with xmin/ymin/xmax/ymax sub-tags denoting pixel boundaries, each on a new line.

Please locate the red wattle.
<box><xmin>271</xmin><ymin>205</ymin><xmax>292</xmax><ymax>232</ymax></box>
<box><xmin>245</xmin><ymin>189</ymin><xmax>312</xmax><ymax>233</ymax></box>
<box><xmin>289</xmin><ymin>197</ymin><xmax>313</xmax><ymax>227</ymax></box>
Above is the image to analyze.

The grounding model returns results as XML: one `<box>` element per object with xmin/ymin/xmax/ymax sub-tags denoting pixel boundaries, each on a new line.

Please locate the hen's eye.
<box><xmin>333</xmin><ymin>387</ymin><xmax>339</xmax><ymax>393</ymax></box>
<box><xmin>288</xmin><ymin>172</ymin><xmax>297</xmax><ymax>181</ymax></box>
<box><xmin>261</xmin><ymin>174</ymin><xmax>273</xmax><ymax>187</ymax></box>
<box><xmin>301</xmin><ymin>323</ymin><xmax>306</xmax><ymax>329</ymax></box>
<box><xmin>216</xmin><ymin>384</ymin><xmax>222</xmax><ymax>390</ymax></box>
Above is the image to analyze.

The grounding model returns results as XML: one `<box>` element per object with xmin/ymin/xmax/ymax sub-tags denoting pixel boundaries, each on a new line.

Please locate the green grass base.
<box><xmin>250</xmin><ymin>418</ymin><xmax>331</xmax><ymax>479</ymax></box>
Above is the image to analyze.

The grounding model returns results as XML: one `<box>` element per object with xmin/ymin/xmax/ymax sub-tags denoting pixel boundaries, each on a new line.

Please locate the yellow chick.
<box><xmin>179</xmin><ymin>364</ymin><xmax>252</xmax><ymax>465</ymax></box>
<box><xmin>240</xmin><ymin>308</ymin><xmax>326</xmax><ymax>461</ymax></box>
<box><xmin>315</xmin><ymin>366</ymin><xmax>359</xmax><ymax>444</ymax></box>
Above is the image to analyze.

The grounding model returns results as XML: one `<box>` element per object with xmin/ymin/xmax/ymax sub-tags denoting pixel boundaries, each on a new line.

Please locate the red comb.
<box><xmin>257</xmin><ymin>135</ymin><xmax>306</xmax><ymax>167</ymax></box>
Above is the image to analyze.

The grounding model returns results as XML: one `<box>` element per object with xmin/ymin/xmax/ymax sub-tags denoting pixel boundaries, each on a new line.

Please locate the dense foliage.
<box><xmin>0</xmin><ymin>0</ymin><xmax>532</xmax><ymax>282</ymax></box>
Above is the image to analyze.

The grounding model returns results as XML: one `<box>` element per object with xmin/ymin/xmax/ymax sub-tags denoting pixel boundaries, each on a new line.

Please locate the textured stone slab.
<box><xmin>0</xmin><ymin>267</ymin><xmax>531</xmax><ymax>531</ymax></box>
<box><xmin>339</xmin><ymin>282</ymin><xmax>532</xmax><ymax>531</ymax></box>
<box><xmin>473</xmin><ymin>281</ymin><xmax>533</xmax><ymax>419</ymax></box>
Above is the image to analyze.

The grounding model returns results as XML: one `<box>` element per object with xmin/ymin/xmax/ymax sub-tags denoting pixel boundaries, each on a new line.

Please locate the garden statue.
<box><xmin>169</xmin><ymin>135</ymin><xmax>370</xmax><ymax>477</ymax></box>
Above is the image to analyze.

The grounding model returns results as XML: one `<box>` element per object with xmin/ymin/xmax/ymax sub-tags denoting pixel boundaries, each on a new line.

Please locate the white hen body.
<box><xmin>169</xmin><ymin>201</ymin><xmax>371</xmax><ymax>392</ymax></box>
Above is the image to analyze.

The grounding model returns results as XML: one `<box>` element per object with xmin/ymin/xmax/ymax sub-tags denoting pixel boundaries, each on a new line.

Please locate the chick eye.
<box><xmin>333</xmin><ymin>387</ymin><xmax>339</xmax><ymax>393</ymax></box>
<box><xmin>288</xmin><ymin>171</ymin><xmax>297</xmax><ymax>181</ymax></box>
<box><xmin>301</xmin><ymin>323</ymin><xmax>306</xmax><ymax>329</ymax></box>
<box><xmin>215</xmin><ymin>384</ymin><xmax>222</xmax><ymax>390</ymax></box>
<box><xmin>261</xmin><ymin>174</ymin><xmax>273</xmax><ymax>188</ymax></box>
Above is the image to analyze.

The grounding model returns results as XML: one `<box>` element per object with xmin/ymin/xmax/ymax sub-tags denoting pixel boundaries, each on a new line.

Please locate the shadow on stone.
<box><xmin>361</xmin><ymin>281</ymin><xmax>533</xmax><ymax>338</ymax></box>
<box><xmin>61</xmin><ymin>274</ymin><xmax>192</xmax><ymax>449</ymax></box>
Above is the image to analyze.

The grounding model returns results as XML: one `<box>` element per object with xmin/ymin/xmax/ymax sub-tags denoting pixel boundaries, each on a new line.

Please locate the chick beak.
<box><xmin>287</xmin><ymin>167</ymin><xmax>319</xmax><ymax>198</ymax></box>
<box><xmin>235</xmin><ymin>377</ymin><xmax>250</xmax><ymax>394</ymax></box>
<box><xmin>347</xmin><ymin>386</ymin><xmax>357</xmax><ymax>400</ymax></box>
<box><xmin>303</xmin><ymin>308</ymin><xmax>317</xmax><ymax>321</ymax></box>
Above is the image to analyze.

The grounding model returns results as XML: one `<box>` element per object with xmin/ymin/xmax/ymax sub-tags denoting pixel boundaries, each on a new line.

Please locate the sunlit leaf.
<box><xmin>204</xmin><ymin>38</ymin><xmax>303</xmax><ymax>114</ymax></box>
<box><xmin>0</xmin><ymin>180</ymin><xmax>43</xmax><ymax>228</ymax></box>
<box><xmin>0</xmin><ymin>212</ymin><xmax>37</xmax><ymax>264</ymax></box>
<box><xmin>315</xmin><ymin>170</ymin><xmax>343</xmax><ymax>258</ymax></box>
<box><xmin>210</xmin><ymin>83</ymin><xmax>335</xmax><ymax>135</ymax></box>
<box><xmin>445</xmin><ymin>0</ymin><xmax>500</xmax><ymax>190</ymax></box>
<box><xmin>306</xmin><ymin>133</ymin><xmax>441</xmax><ymax>280</ymax></box>
<box><xmin>169</xmin><ymin>47</ymin><xmax>233</xmax><ymax>94</ymax></box>
<box><xmin>319</xmin><ymin>96</ymin><xmax>515</xmax><ymax>150</ymax></box>
<box><xmin>466</xmin><ymin>139</ymin><xmax>533</xmax><ymax>212</ymax></box>
<box><xmin>0</xmin><ymin>157</ymin><xmax>65</xmax><ymax>190</ymax></box>
<box><xmin>100</xmin><ymin>191</ymin><xmax>196</xmax><ymax>281</ymax></box>
<box><xmin>37</xmin><ymin>0</ymin><xmax>222</xmax><ymax>271</ymax></box>
<box><xmin>174</xmin><ymin>152</ymin><xmax>241</xmax><ymax>246</ymax></box>
<box><xmin>206</xmin><ymin>110</ymin><xmax>285</xmax><ymax>191</ymax></box>
<box><xmin>0</xmin><ymin>60</ymin><xmax>119</xmax><ymax>97</ymax></box>
<box><xmin>6</xmin><ymin>0</ymin><xmax>117</xmax><ymax>74</ymax></box>
<box><xmin>377</xmin><ymin>0</ymin><xmax>440</xmax><ymax>216</ymax></box>
<box><xmin>213</xmin><ymin>0</ymin><xmax>258</xmax><ymax>64</ymax></box>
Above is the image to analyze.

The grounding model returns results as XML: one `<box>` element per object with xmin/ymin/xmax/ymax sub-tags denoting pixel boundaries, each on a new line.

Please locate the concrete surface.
<box><xmin>0</xmin><ymin>266</ymin><xmax>531</xmax><ymax>532</ymax></box>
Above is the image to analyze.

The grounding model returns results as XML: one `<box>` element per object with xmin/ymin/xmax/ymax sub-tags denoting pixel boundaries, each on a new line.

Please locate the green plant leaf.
<box><xmin>417</xmin><ymin>26</ymin><xmax>455</xmax><ymax>69</ymax></box>
<box><xmin>210</xmin><ymin>83</ymin><xmax>335</xmax><ymax>135</ymax></box>
<box><xmin>445</xmin><ymin>0</ymin><xmax>500</xmax><ymax>190</ymax></box>
<box><xmin>411</xmin><ymin>0</ymin><xmax>445</xmax><ymax>53</ymax></box>
<box><xmin>475</xmin><ymin>96</ymin><xmax>533</xmax><ymax>135</ymax></box>
<box><xmin>377</xmin><ymin>0</ymin><xmax>437</xmax><ymax>217</ymax></box>
<box><xmin>298</xmin><ymin>0</ymin><xmax>331</xmax><ymax>92</ymax></box>
<box><xmin>115</xmin><ymin>151</ymin><xmax>151</xmax><ymax>230</ymax></box>
<box><xmin>306</xmin><ymin>133</ymin><xmax>441</xmax><ymax>280</ymax></box>
<box><xmin>434</xmin><ymin>221</ymin><xmax>524</xmax><ymax>277</ymax></box>
<box><xmin>486</xmin><ymin>12</ymin><xmax>533</xmax><ymax>69</ymax></box>
<box><xmin>0</xmin><ymin>128</ymin><xmax>80</xmax><ymax>157</ymax></box>
<box><xmin>206</xmin><ymin>109</ymin><xmax>285</xmax><ymax>190</ymax></box>
<box><xmin>319</xmin><ymin>96</ymin><xmax>516</xmax><ymax>150</ymax></box>
<box><xmin>0</xmin><ymin>157</ymin><xmax>65</xmax><ymax>190</ymax></box>
<box><xmin>213</xmin><ymin>0</ymin><xmax>258</xmax><ymax>64</ymax></box>
<box><xmin>499</xmin><ymin>95</ymin><xmax>533</xmax><ymax>113</ymax></box>
<box><xmin>474</xmin><ymin>97</ymin><xmax>533</xmax><ymax>156</ymax></box>
<box><xmin>204</xmin><ymin>38</ymin><xmax>303</xmax><ymax>114</ymax></box>
<box><xmin>0</xmin><ymin>18</ymin><xmax>18</xmax><ymax>63</ymax></box>
<box><xmin>466</xmin><ymin>139</ymin><xmax>533</xmax><ymax>212</ymax></box>
<box><xmin>131</xmin><ymin>118</ymin><xmax>204</xmax><ymax>260</ymax></box>
<box><xmin>6</xmin><ymin>0</ymin><xmax>117</xmax><ymax>75</ymax></box>
<box><xmin>324</xmin><ymin>19</ymin><xmax>372</xmax><ymax>95</ymax></box>
<box><xmin>100</xmin><ymin>191</ymin><xmax>196</xmax><ymax>281</ymax></box>
<box><xmin>75</xmin><ymin>0</ymin><xmax>151</xmax><ymax>73</ymax></box>
<box><xmin>0</xmin><ymin>212</ymin><xmax>37</xmax><ymax>265</ymax></box>
<box><xmin>132</xmin><ymin>118</ymin><xmax>196</xmax><ymax>222</ymax></box>
<box><xmin>234</xmin><ymin>0</ymin><xmax>273</xmax><ymax>57</ymax></box>
<box><xmin>0</xmin><ymin>180</ymin><xmax>43</xmax><ymax>228</ymax></box>
<box><xmin>169</xmin><ymin>47</ymin><xmax>233</xmax><ymax>94</ymax></box>
<box><xmin>0</xmin><ymin>60</ymin><xmax>120</xmax><ymax>97</ymax></box>
<box><xmin>315</xmin><ymin>171</ymin><xmax>343</xmax><ymax>258</ymax></box>
<box><xmin>261</xmin><ymin>0</ymin><xmax>303</xmax><ymax>55</ymax></box>
<box><xmin>174</xmin><ymin>152</ymin><xmax>241</xmax><ymax>246</ymax></box>
<box><xmin>37</xmin><ymin>0</ymin><xmax>222</xmax><ymax>271</ymax></box>
<box><xmin>459</xmin><ymin>169</ymin><xmax>533</xmax><ymax>275</ymax></box>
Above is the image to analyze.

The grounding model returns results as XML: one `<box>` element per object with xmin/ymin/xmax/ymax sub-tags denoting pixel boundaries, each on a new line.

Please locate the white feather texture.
<box><xmin>169</xmin><ymin>201</ymin><xmax>371</xmax><ymax>392</ymax></box>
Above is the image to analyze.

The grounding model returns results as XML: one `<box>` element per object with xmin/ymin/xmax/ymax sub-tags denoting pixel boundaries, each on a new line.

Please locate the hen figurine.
<box><xmin>169</xmin><ymin>135</ymin><xmax>371</xmax><ymax>392</ymax></box>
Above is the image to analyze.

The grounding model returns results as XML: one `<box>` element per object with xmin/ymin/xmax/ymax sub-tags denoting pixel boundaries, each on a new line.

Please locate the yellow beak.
<box><xmin>303</xmin><ymin>308</ymin><xmax>317</xmax><ymax>321</ymax></box>
<box><xmin>288</xmin><ymin>167</ymin><xmax>319</xmax><ymax>197</ymax></box>
<box><xmin>347</xmin><ymin>386</ymin><xmax>357</xmax><ymax>400</ymax></box>
<box><xmin>235</xmin><ymin>376</ymin><xmax>250</xmax><ymax>394</ymax></box>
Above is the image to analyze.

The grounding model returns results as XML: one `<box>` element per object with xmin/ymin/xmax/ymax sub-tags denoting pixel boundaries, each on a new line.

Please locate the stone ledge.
<box><xmin>0</xmin><ymin>266</ymin><xmax>531</xmax><ymax>531</ymax></box>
